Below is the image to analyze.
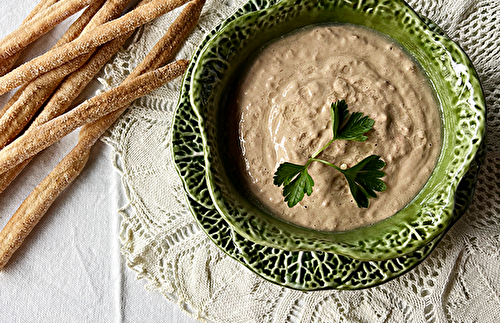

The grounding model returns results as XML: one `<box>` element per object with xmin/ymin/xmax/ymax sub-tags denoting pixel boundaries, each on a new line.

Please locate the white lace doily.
<box><xmin>100</xmin><ymin>0</ymin><xmax>500</xmax><ymax>322</ymax></box>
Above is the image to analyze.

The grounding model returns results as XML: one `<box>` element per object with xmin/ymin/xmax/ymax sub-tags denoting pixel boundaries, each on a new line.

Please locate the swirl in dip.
<box><xmin>231</xmin><ymin>24</ymin><xmax>441</xmax><ymax>231</ymax></box>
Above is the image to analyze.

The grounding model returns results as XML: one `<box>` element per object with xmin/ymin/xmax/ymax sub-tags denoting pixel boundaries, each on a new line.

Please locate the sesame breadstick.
<box><xmin>0</xmin><ymin>55</ymin><xmax>20</xmax><ymax>77</ymax></box>
<box><xmin>0</xmin><ymin>0</ymin><xmax>150</xmax><ymax>192</ymax></box>
<box><xmin>0</xmin><ymin>0</ymin><xmax>189</xmax><ymax>96</ymax></box>
<box><xmin>0</xmin><ymin>0</ymin><xmax>108</xmax><ymax>149</ymax></box>
<box><xmin>0</xmin><ymin>0</ymin><xmax>60</xmax><ymax>76</ymax></box>
<box><xmin>0</xmin><ymin>130</ymin><xmax>93</xmax><ymax>270</ymax></box>
<box><xmin>0</xmin><ymin>34</ymin><xmax>132</xmax><ymax>193</ymax></box>
<box><xmin>0</xmin><ymin>0</ymin><xmax>203</xmax><ymax>269</ymax></box>
<box><xmin>31</xmin><ymin>0</ymin><xmax>152</xmax><ymax>124</ymax></box>
<box><xmin>0</xmin><ymin>55</ymin><xmax>88</xmax><ymax>149</ymax></box>
<box><xmin>0</xmin><ymin>0</ymin><xmax>92</xmax><ymax>60</ymax></box>
<box><xmin>0</xmin><ymin>60</ymin><xmax>189</xmax><ymax>175</ymax></box>
<box><xmin>0</xmin><ymin>0</ymin><xmax>106</xmax><ymax>118</ymax></box>
<box><xmin>26</xmin><ymin>0</ymin><xmax>61</xmax><ymax>21</ymax></box>
<box><xmin>0</xmin><ymin>87</ymin><xmax>24</xmax><ymax>120</ymax></box>
<box><xmin>0</xmin><ymin>60</ymin><xmax>188</xmax><ymax>270</ymax></box>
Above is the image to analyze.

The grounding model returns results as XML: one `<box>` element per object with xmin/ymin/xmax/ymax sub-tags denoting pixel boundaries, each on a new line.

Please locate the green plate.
<box><xmin>189</xmin><ymin>0</ymin><xmax>486</xmax><ymax>260</ymax></box>
<box><xmin>171</xmin><ymin>0</ymin><xmax>485</xmax><ymax>290</ymax></box>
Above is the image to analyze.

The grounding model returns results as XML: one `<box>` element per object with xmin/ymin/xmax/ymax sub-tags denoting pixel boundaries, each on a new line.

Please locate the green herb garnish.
<box><xmin>273</xmin><ymin>100</ymin><xmax>387</xmax><ymax>208</ymax></box>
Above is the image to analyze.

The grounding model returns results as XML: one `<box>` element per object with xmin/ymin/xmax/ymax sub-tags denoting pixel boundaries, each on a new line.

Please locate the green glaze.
<box><xmin>188</xmin><ymin>0</ymin><xmax>486</xmax><ymax>260</ymax></box>
<box><xmin>171</xmin><ymin>0</ymin><xmax>485</xmax><ymax>290</ymax></box>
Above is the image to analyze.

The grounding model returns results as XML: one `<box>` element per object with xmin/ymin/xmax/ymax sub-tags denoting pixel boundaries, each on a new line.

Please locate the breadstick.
<box><xmin>0</xmin><ymin>87</ymin><xmax>25</xmax><ymax>120</ymax></box>
<box><xmin>54</xmin><ymin>0</ymin><xmax>108</xmax><ymax>46</ymax></box>
<box><xmin>0</xmin><ymin>0</ymin><xmax>109</xmax><ymax>150</ymax></box>
<box><xmin>133</xmin><ymin>0</ymin><xmax>205</xmax><ymax>75</ymax></box>
<box><xmin>0</xmin><ymin>0</ymin><xmax>128</xmax><ymax>77</ymax></box>
<box><xmin>0</xmin><ymin>60</ymin><xmax>187</xmax><ymax>270</ymax></box>
<box><xmin>26</xmin><ymin>0</ymin><xmax>61</xmax><ymax>21</ymax></box>
<box><xmin>0</xmin><ymin>55</ymin><xmax>88</xmax><ymax>150</ymax></box>
<box><xmin>0</xmin><ymin>0</ymin><xmax>203</xmax><ymax>269</ymax></box>
<box><xmin>35</xmin><ymin>0</ymin><xmax>150</xmax><ymax>124</ymax></box>
<box><xmin>0</xmin><ymin>0</ymin><xmax>85</xmax><ymax>52</ymax></box>
<box><xmin>0</xmin><ymin>0</ymin><xmax>60</xmax><ymax>76</ymax></box>
<box><xmin>0</xmin><ymin>35</ymin><xmax>131</xmax><ymax>193</ymax></box>
<box><xmin>0</xmin><ymin>56</ymin><xmax>20</xmax><ymax>77</ymax></box>
<box><xmin>0</xmin><ymin>0</ymin><xmax>191</xmax><ymax>190</ymax></box>
<box><xmin>82</xmin><ymin>0</ymin><xmax>205</xmax><ymax>158</ymax></box>
<box><xmin>0</xmin><ymin>60</ymin><xmax>188</xmax><ymax>174</ymax></box>
<box><xmin>0</xmin><ymin>0</ymin><xmax>190</xmax><ymax>96</ymax></box>
<box><xmin>81</xmin><ymin>0</ymin><xmax>205</xmax><ymax>152</ymax></box>
<box><xmin>0</xmin><ymin>0</ymin><xmax>147</xmax><ymax>192</ymax></box>
<box><xmin>0</xmin><ymin>131</ymin><xmax>92</xmax><ymax>270</ymax></box>
<box><xmin>79</xmin><ymin>0</ymin><xmax>205</xmax><ymax>163</ymax></box>
<box><xmin>0</xmin><ymin>0</ymin><xmax>106</xmax><ymax>116</ymax></box>
<box><xmin>79</xmin><ymin>0</ymin><xmax>134</xmax><ymax>34</ymax></box>
<box><xmin>0</xmin><ymin>0</ymin><xmax>140</xmax><ymax>89</ymax></box>
<box><xmin>0</xmin><ymin>0</ymin><xmax>92</xmax><ymax>60</ymax></box>
<box><xmin>37</xmin><ymin>38</ymin><xmax>132</xmax><ymax>126</ymax></box>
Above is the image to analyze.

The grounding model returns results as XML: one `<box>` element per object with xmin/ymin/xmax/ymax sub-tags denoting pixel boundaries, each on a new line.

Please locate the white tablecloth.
<box><xmin>0</xmin><ymin>1</ymin><xmax>198</xmax><ymax>322</ymax></box>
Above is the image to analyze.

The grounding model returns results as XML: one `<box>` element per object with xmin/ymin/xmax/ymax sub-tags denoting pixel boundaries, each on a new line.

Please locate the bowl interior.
<box><xmin>189</xmin><ymin>0</ymin><xmax>485</xmax><ymax>260</ymax></box>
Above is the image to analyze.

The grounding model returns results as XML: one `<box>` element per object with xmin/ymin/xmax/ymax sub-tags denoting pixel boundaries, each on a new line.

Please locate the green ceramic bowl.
<box><xmin>189</xmin><ymin>0</ymin><xmax>485</xmax><ymax>261</ymax></box>
<box><xmin>172</xmin><ymin>0</ymin><xmax>485</xmax><ymax>289</ymax></box>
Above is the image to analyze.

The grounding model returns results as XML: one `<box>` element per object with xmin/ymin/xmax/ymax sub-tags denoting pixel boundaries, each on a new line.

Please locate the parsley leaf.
<box><xmin>337</xmin><ymin>155</ymin><xmax>387</xmax><ymax>208</ymax></box>
<box><xmin>273</xmin><ymin>162</ymin><xmax>314</xmax><ymax>207</ymax></box>
<box><xmin>273</xmin><ymin>162</ymin><xmax>305</xmax><ymax>186</ymax></box>
<box><xmin>330</xmin><ymin>99</ymin><xmax>349</xmax><ymax>139</ymax></box>
<box><xmin>332</xmin><ymin>100</ymin><xmax>375</xmax><ymax>142</ymax></box>
<box><xmin>273</xmin><ymin>100</ymin><xmax>386</xmax><ymax>209</ymax></box>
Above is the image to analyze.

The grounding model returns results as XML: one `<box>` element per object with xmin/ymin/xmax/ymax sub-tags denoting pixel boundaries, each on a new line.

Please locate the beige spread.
<box><xmin>232</xmin><ymin>24</ymin><xmax>441</xmax><ymax>231</ymax></box>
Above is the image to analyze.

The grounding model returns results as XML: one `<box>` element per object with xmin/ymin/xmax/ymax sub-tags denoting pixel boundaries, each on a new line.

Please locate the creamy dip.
<box><xmin>231</xmin><ymin>24</ymin><xmax>441</xmax><ymax>231</ymax></box>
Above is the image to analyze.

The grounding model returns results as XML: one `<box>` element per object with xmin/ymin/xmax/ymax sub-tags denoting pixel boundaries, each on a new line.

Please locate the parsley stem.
<box><xmin>310</xmin><ymin>139</ymin><xmax>335</xmax><ymax>159</ymax></box>
<box><xmin>310</xmin><ymin>158</ymin><xmax>342</xmax><ymax>172</ymax></box>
